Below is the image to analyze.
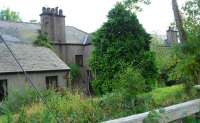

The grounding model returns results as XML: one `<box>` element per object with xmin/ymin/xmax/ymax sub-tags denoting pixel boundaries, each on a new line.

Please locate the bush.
<box><xmin>34</xmin><ymin>31</ymin><xmax>53</xmax><ymax>49</ymax></box>
<box><xmin>90</xmin><ymin>3</ymin><xmax>157</xmax><ymax>95</ymax></box>
<box><xmin>68</xmin><ymin>64</ymin><xmax>82</xmax><ymax>84</ymax></box>
<box><xmin>113</xmin><ymin>67</ymin><xmax>146</xmax><ymax>98</ymax></box>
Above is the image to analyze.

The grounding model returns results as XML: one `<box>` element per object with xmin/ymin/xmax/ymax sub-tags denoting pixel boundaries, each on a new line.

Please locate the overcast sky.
<box><xmin>0</xmin><ymin>0</ymin><xmax>186</xmax><ymax>35</ymax></box>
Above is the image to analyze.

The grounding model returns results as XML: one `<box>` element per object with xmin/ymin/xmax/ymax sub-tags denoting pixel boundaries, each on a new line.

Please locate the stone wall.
<box><xmin>54</xmin><ymin>44</ymin><xmax>93</xmax><ymax>94</ymax></box>
<box><xmin>0</xmin><ymin>71</ymin><xmax>69</xmax><ymax>97</ymax></box>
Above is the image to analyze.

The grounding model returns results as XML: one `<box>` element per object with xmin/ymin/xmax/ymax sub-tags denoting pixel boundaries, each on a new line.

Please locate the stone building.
<box><xmin>0</xmin><ymin>42</ymin><xmax>70</xmax><ymax>101</ymax></box>
<box><xmin>0</xmin><ymin>7</ymin><xmax>93</xmax><ymax>95</ymax></box>
<box><xmin>40</xmin><ymin>7</ymin><xmax>92</xmax><ymax>94</ymax></box>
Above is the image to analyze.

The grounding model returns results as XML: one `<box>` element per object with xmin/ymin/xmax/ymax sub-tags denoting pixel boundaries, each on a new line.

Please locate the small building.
<box><xmin>0</xmin><ymin>42</ymin><xmax>70</xmax><ymax>101</ymax></box>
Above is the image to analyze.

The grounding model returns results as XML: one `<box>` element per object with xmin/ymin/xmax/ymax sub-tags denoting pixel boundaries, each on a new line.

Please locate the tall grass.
<box><xmin>0</xmin><ymin>85</ymin><xmax>197</xmax><ymax>123</ymax></box>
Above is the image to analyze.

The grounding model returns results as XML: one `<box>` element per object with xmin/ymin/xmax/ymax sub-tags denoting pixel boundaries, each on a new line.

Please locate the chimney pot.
<box><xmin>51</xmin><ymin>8</ymin><xmax>55</xmax><ymax>15</ymax></box>
<box><xmin>55</xmin><ymin>7</ymin><xmax>59</xmax><ymax>15</ymax></box>
<box><xmin>47</xmin><ymin>8</ymin><xmax>50</xmax><ymax>14</ymax></box>
<box><xmin>59</xmin><ymin>9</ymin><xmax>63</xmax><ymax>16</ymax></box>
<box><xmin>42</xmin><ymin>7</ymin><xmax>46</xmax><ymax>14</ymax></box>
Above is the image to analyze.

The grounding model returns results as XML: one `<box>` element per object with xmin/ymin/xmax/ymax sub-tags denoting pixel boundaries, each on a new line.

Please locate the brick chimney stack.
<box><xmin>40</xmin><ymin>7</ymin><xmax>66</xmax><ymax>43</ymax></box>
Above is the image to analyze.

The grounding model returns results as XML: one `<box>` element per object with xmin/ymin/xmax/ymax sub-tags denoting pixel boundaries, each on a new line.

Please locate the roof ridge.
<box><xmin>0</xmin><ymin>20</ymin><xmax>40</xmax><ymax>25</ymax></box>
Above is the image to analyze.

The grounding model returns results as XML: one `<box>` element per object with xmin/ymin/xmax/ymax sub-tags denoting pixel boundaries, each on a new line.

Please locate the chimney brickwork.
<box><xmin>40</xmin><ymin>7</ymin><xmax>65</xmax><ymax>43</ymax></box>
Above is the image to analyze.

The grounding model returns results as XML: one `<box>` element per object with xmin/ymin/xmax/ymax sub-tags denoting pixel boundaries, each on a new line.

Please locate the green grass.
<box><xmin>151</xmin><ymin>85</ymin><xmax>188</xmax><ymax>106</ymax></box>
<box><xmin>0</xmin><ymin>85</ymin><xmax>197</xmax><ymax>123</ymax></box>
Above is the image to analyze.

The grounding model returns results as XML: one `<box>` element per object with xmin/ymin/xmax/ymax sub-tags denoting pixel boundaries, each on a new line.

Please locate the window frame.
<box><xmin>75</xmin><ymin>55</ymin><xmax>83</xmax><ymax>67</ymax></box>
<box><xmin>45</xmin><ymin>76</ymin><xmax>58</xmax><ymax>90</ymax></box>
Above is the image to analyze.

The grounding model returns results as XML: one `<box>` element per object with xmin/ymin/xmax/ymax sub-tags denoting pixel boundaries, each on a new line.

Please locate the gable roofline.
<box><xmin>65</xmin><ymin>26</ymin><xmax>89</xmax><ymax>34</ymax></box>
<box><xmin>0</xmin><ymin>43</ymin><xmax>70</xmax><ymax>73</ymax></box>
<box><xmin>0</xmin><ymin>20</ymin><xmax>40</xmax><ymax>25</ymax></box>
<box><xmin>0</xmin><ymin>69</ymin><xmax>70</xmax><ymax>75</ymax></box>
<box><xmin>0</xmin><ymin>20</ymin><xmax>91</xmax><ymax>44</ymax></box>
<box><xmin>53</xmin><ymin>42</ymin><xmax>92</xmax><ymax>46</ymax></box>
<box><xmin>0</xmin><ymin>20</ymin><xmax>90</xmax><ymax>34</ymax></box>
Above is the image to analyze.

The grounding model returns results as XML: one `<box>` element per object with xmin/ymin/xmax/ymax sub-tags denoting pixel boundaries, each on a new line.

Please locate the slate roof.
<box><xmin>65</xmin><ymin>26</ymin><xmax>91</xmax><ymax>44</ymax></box>
<box><xmin>0</xmin><ymin>20</ymin><xmax>91</xmax><ymax>45</ymax></box>
<box><xmin>0</xmin><ymin>43</ymin><xmax>70</xmax><ymax>74</ymax></box>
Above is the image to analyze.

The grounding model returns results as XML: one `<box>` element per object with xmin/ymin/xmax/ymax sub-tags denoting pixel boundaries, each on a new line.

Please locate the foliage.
<box><xmin>0</xmin><ymin>88</ymin><xmax>40</xmax><ymax>114</ymax></box>
<box><xmin>150</xmin><ymin>35</ymin><xmax>173</xmax><ymax>70</ymax></box>
<box><xmin>90</xmin><ymin>3</ymin><xmax>157</xmax><ymax>95</ymax></box>
<box><xmin>0</xmin><ymin>85</ymin><xmax>197</xmax><ymax>123</ymax></box>
<box><xmin>144</xmin><ymin>109</ymin><xmax>168</xmax><ymax>123</ymax></box>
<box><xmin>183</xmin><ymin>0</ymin><xmax>200</xmax><ymax>28</ymax></box>
<box><xmin>158</xmin><ymin>0</ymin><xmax>200</xmax><ymax>91</ymax></box>
<box><xmin>123</xmin><ymin>0</ymin><xmax>151</xmax><ymax>12</ymax></box>
<box><xmin>68</xmin><ymin>64</ymin><xmax>82</xmax><ymax>83</ymax></box>
<box><xmin>33</xmin><ymin>32</ymin><xmax>53</xmax><ymax>49</ymax></box>
<box><xmin>113</xmin><ymin>67</ymin><xmax>146</xmax><ymax>98</ymax></box>
<box><xmin>136</xmin><ymin>84</ymin><xmax>197</xmax><ymax>111</ymax></box>
<box><xmin>150</xmin><ymin>36</ymin><xmax>178</xmax><ymax>86</ymax></box>
<box><xmin>0</xmin><ymin>8</ymin><xmax>21</xmax><ymax>22</ymax></box>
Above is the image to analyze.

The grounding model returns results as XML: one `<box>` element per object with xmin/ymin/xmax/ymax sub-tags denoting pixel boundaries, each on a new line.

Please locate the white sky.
<box><xmin>0</xmin><ymin>0</ymin><xmax>187</xmax><ymax>35</ymax></box>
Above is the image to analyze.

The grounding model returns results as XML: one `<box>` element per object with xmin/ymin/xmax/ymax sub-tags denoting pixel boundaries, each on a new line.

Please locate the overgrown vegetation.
<box><xmin>0</xmin><ymin>85</ymin><xmax>197</xmax><ymax>123</ymax></box>
<box><xmin>90</xmin><ymin>2</ymin><xmax>157</xmax><ymax>95</ymax></box>
<box><xmin>33</xmin><ymin>31</ymin><xmax>53</xmax><ymax>49</ymax></box>
<box><xmin>0</xmin><ymin>0</ymin><xmax>200</xmax><ymax>122</ymax></box>
<box><xmin>68</xmin><ymin>64</ymin><xmax>82</xmax><ymax>88</ymax></box>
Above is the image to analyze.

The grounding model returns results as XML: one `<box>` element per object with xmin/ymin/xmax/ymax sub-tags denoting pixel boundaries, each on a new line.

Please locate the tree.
<box><xmin>172</xmin><ymin>0</ymin><xmax>187</xmax><ymax>43</ymax></box>
<box><xmin>169</xmin><ymin>0</ymin><xmax>200</xmax><ymax>91</ymax></box>
<box><xmin>90</xmin><ymin>3</ymin><xmax>157</xmax><ymax>95</ymax></box>
<box><xmin>123</xmin><ymin>0</ymin><xmax>151</xmax><ymax>11</ymax></box>
<box><xmin>0</xmin><ymin>8</ymin><xmax>21</xmax><ymax>22</ymax></box>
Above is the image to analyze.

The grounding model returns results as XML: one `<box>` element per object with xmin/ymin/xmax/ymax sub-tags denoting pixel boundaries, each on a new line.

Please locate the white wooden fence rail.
<box><xmin>103</xmin><ymin>99</ymin><xmax>200</xmax><ymax>123</ymax></box>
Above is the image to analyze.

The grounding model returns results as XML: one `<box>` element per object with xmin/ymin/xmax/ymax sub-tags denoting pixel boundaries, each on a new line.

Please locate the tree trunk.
<box><xmin>172</xmin><ymin>0</ymin><xmax>187</xmax><ymax>43</ymax></box>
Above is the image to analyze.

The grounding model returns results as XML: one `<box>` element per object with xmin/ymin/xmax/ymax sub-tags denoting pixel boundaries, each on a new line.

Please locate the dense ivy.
<box><xmin>90</xmin><ymin>3</ymin><xmax>157</xmax><ymax>95</ymax></box>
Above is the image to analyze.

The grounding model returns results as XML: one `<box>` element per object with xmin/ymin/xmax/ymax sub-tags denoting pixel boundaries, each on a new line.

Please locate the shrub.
<box><xmin>34</xmin><ymin>31</ymin><xmax>53</xmax><ymax>49</ymax></box>
<box><xmin>113</xmin><ymin>67</ymin><xmax>146</xmax><ymax>98</ymax></box>
<box><xmin>68</xmin><ymin>64</ymin><xmax>82</xmax><ymax>85</ymax></box>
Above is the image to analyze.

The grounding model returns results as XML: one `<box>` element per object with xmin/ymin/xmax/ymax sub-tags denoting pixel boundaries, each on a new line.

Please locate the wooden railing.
<box><xmin>103</xmin><ymin>99</ymin><xmax>200</xmax><ymax>123</ymax></box>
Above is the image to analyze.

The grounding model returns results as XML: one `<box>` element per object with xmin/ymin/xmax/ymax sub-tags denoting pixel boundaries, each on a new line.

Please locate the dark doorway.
<box><xmin>0</xmin><ymin>79</ymin><xmax>7</xmax><ymax>101</ymax></box>
<box><xmin>46</xmin><ymin>76</ymin><xmax>58</xmax><ymax>89</ymax></box>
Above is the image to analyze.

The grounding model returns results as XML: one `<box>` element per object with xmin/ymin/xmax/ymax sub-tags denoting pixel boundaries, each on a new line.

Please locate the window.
<box><xmin>0</xmin><ymin>79</ymin><xmax>7</xmax><ymax>101</ymax></box>
<box><xmin>46</xmin><ymin>76</ymin><xmax>58</xmax><ymax>89</ymax></box>
<box><xmin>75</xmin><ymin>55</ymin><xmax>83</xmax><ymax>67</ymax></box>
